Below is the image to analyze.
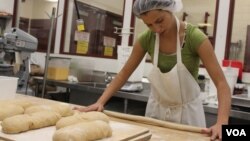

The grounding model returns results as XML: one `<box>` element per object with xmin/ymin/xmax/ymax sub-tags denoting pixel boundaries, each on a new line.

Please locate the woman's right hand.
<box><xmin>73</xmin><ymin>102</ymin><xmax>104</xmax><ymax>112</ymax></box>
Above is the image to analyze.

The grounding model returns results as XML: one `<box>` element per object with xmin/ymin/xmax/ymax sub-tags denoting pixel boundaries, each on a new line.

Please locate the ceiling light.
<box><xmin>46</xmin><ymin>0</ymin><xmax>58</xmax><ymax>2</ymax></box>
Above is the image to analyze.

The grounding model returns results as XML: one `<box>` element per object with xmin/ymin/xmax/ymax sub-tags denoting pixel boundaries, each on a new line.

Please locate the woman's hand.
<box><xmin>73</xmin><ymin>102</ymin><xmax>104</xmax><ymax>112</ymax></box>
<box><xmin>201</xmin><ymin>123</ymin><xmax>223</xmax><ymax>141</ymax></box>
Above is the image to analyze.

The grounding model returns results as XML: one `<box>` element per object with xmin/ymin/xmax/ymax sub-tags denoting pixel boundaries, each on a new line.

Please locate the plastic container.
<box><xmin>209</xmin><ymin>67</ymin><xmax>238</xmax><ymax>95</ymax></box>
<box><xmin>222</xmin><ymin>60</ymin><xmax>243</xmax><ymax>81</ymax></box>
<box><xmin>69</xmin><ymin>59</ymin><xmax>94</xmax><ymax>82</ymax></box>
<box><xmin>0</xmin><ymin>76</ymin><xmax>18</xmax><ymax>99</ymax></box>
<box><xmin>47</xmin><ymin>57</ymin><xmax>71</xmax><ymax>80</ymax></box>
<box><xmin>117</xmin><ymin>45</ymin><xmax>146</xmax><ymax>82</ymax></box>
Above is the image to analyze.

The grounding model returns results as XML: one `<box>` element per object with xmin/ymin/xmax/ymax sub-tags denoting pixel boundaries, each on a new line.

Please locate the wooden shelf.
<box><xmin>0</xmin><ymin>12</ymin><xmax>12</xmax><ymax>19</ymax></box>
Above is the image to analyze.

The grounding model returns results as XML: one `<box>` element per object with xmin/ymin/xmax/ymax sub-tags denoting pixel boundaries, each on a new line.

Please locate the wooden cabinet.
<box><xmin>62</xmin><ymin>1</ymin><xmax>123</xmax><ymax>59</ymax></box>
<box><xmin>29</xmin><ymin>19</ymin><xmax>56</xmax><ymax>52</ymax></box>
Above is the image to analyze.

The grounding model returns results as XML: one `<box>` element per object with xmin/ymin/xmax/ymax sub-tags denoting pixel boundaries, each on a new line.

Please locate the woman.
<box><xmin>75</xmin><ymin>0</ymin><xmax>231</xmax><ymax>140</ymax></box>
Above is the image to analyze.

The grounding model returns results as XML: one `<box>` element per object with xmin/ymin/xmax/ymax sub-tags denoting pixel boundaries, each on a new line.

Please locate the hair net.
<box><xmin>133</xmin><ymin>0</ymin><xmax>183</xmax><ymax>17</ymax></box>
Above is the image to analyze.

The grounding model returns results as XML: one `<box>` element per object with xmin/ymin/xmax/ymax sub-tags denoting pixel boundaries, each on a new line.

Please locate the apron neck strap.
<box><xmin>153</xmin><ymin>16</ymin><xmax>182</xmax><ymax>66</ymax></box>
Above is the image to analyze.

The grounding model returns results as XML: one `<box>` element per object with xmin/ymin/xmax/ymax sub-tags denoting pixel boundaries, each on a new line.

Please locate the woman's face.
<box><xmin>140</xmin><ymin>10</ymin><xmax>173</xmax><ymax>34</ymax></box>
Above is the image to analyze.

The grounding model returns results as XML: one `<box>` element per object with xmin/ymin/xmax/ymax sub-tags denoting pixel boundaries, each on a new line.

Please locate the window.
<box><xmin>60</xmin><ymin>0</ymin><xmax>124</xmax><ymax>59</ymax></box>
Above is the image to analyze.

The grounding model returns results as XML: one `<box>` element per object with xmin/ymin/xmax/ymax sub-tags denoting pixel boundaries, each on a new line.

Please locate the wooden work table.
<box><xmin>0</xmin><ymin>94</ymin><xmax>210</xmax><ymax>141</ymax></box>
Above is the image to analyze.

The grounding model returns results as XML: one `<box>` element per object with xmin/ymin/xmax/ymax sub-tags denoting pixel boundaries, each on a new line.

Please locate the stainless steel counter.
<box><xmin>33</xmin><ymin>77</ymin><xmax>250</xmax><ymax>125</ymax></box>
<box><xmin>232</xmin><ymin>94</ymin><xmax>250</xmax><ymax>108</ymax></box>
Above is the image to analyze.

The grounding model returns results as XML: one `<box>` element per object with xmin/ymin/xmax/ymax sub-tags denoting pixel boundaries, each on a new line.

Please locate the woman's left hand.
<box><xmin>201</xmin><ymin>123</ymin><xmax>222</xmax><ymax>141</ymax></box>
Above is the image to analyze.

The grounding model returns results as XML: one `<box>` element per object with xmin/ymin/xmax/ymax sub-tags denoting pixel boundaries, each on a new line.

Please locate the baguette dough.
<box><xmin>0</xmin><ymin>104</ymin><xmax>24</xmax><ymax>121</ymax></box>
<box><xmin>1</xmin><ymin>114</ymin><xmax>31</xmax><ymax>133</ymax></box>
<box><xmin>1</xmin><ymin>111</ymin><xmax>61</xmax><ymax>134</ymax></box>
<box><xmin>104</xmin><ymin>110</ymin><xmax>202</xmax><ymax>133</ymax></box>
<box><xmin>0</xmin><ymin>99</ymin><xmax>33</xmax><ymax>109</ymax></box>
<box><xmin>29</xmin><ymin>111</ymin><xmax>61</xmax><ymax>129</ymax></box>
<box><xmin>24</xmin><ymin>104</ymin><xmax>73</xmax><ymax>117</ymax></box>
<box><xmin>56</xmin><ymin>111</ymin><xmax>109</xmax><ymax>129</ymax></box>
<box><xmin>53</xmin><ymin>120</ymin><xmax>112</xmax><ymax>141</ymax></box>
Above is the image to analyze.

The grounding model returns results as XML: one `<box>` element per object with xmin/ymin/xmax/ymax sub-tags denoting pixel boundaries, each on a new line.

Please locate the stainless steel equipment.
<box><xmin>0</xmin><ymin>27</ymin><xmax>38</xmax><ymax>90</ymax></box>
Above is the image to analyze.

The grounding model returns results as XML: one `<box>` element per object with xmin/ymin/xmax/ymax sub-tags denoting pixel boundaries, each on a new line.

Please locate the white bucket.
<box><xmin>117</xmin><ymin>45</ymin><xmax>146</xmax><ymax>82</ymax></box>
<box><xmin>209</xmin><ymin>67</ymin><xmax>238</xmax><ymax>95</ymax></box>
<box><xmin>0</xmin><ymin>76</ymin><xmax>18</xmax><ymax>99</ymax></box>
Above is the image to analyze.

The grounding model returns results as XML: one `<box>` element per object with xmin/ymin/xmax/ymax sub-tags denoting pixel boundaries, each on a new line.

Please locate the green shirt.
<box><xmin>139</xmin><ymin>23</ymin><xmax>207</xmax><ymax>80</ymax></box>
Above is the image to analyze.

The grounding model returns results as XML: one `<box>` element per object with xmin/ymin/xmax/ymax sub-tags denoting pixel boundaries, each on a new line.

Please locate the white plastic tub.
<box><xmin>0</xmin><ymin>76</ymin><xmax>18</xmax><ymax>99</ymax></box>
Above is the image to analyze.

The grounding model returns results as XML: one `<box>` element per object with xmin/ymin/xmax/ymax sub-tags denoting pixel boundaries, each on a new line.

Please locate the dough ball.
<box><xmin>1</xmin><ymin>114</ymin><xmax>31</xmax><ymax>134</ymax></box>
<box><xmin>80</xmin><ymin>111</ymin><xmax>109</xmax><ymax>123</ymax></box>
<box><xmin>0</xmin><ymin>104</ymin><xmax>24</xmax><ymax>121</ymax></box>
<box><xmin>29</xmin><ymin>111</ymin><xmax>61</xmax><ymax>129</ymax></box>
<box><xmin>0</xmin><ymin>99</ymin><xmax>33</xmax><ymax>109</ymax></box>
<box><xmin>2</xmin><ymin>111</ymin><xmax>61</xmax><ymax>134</ymax></box>
<box><xmin>53</xmin><ymin>120</ymin><xmax>112</xmax><ymax>141</ymax></box>
<box><xmin>50</xmin><ymin>104</ymin><xmax>74</xmax><ymax>117</ymax></box>
<box><xmin>24</xmin><ymin>104</ymin><xmax>73</xmax><ymax>117</ymax></box>
<box><xmin>56</xmin><ymin>114</ymin><xmax>87</xmax><ymax>129</ymax></box>
<box><xmin>56</xmin><ymin>111</ymin><xmax>109</xmax><ymax>129</ymax></box>
<box><xmin>10</xmin><ymin>99</ymin><xmax>34</xmax><ymax>109</ymax></box>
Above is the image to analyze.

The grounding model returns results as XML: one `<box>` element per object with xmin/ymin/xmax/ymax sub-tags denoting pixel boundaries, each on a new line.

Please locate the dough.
<box><xmin>80</xmin><ymin>111</ymin><xmax>110</xmax><ymax>123</ymax></box>
<box><xmin>0</xmin><ymin>104</ymin><xmax>24</xmax><ymax>121</ymax></box>
<box><xmin>24</xmin><ymin>103</ymin><xmax>73</xmax><ymax>117</ymax></box>
<box><xmin>56</xmin><ymin>114</ymin><xmax>87</xmax><ymax>129</ymax></box>
<box><xmin>10</xmin><ymin>99</ymin><xmax>34</xmax><ymax>109</ymax></box>
<box><xmin>53</xmin><ymin>120</ymin><xmax>112</xmax><ymax>141</ymax></box>
<box><xmin>56</xmin><ymin>111</ymin><xmax>109</xmax><ymax>129</ymax></box>
<box><xmin>104</xmin><ymin>110</ymin><xmax>202</xmax><ymax>133</ymax></box>
<box><xmin>29</xmin><ymin>111</ymin><xmax>61</xmax><ymax>129</ymax></box>
<box><xmin>1</xmin><ymin>114</ymin><xmax>31</xmax><ymax>134</ymax></box>
<box><xmin>1</xmin><ymin>111</ymin><xmax>61</xmax><ymax>134</ymax></box>
<box><xmin>0</xmin><ymin>99</ymin><xmax>33</xmax><ymax>109</ymax></box>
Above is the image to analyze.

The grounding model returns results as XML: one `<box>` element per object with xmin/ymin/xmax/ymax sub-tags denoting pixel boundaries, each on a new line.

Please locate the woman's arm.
<box><xmin>198</xmin><ymin>39</ymin><xmax>231</xmax><ymax>140</ymax></box>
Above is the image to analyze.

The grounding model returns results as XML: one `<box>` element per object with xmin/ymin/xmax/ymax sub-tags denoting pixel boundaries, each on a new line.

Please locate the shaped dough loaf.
<box><xmin>1</xmin><ymin>111</ymin><xmax>61</xmax><ymax>134</ymax></box>
<box><xmin>10</xmin><ymin>99</ymin><xmax>34</xmax><ymax>109</ymax></box>
<box><xmin>56</xmin><ymin>111</ymin><xmax>109</xmax><ymax>129</ymax></box>
<box><xmin>24</xmin><ymin>104</ymin><xmax>73</xmax><ymax>117</ymax></box>
<box><xmin>29</xmin><ymin>111</ymin><xmax>62</xmax><ymax>129</ymax></box>
<box><xmin>0</xmin><ymin>99</ymin><xmax>33</xmax><ymax>109</ymax></box>
<box><xmin>0</xmin><ymin>104</ymin><xmax>24</xmax><ymax>121</ymax></box>
<box><xmin>53</xmin><ymin>120</ymin><xmax>112</xmax><ymax>141</ymax></box>
<box><xmin>1</xmin><ymin>114</ymin><xmax>31</xmax><ymax>133</ymax></box>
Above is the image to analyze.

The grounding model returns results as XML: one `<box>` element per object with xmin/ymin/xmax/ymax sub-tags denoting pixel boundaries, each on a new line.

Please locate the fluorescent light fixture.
<box><xmin>46</xmin><ymin>0</ymin><xmax>58</xmax><ymax>2</ymax></box>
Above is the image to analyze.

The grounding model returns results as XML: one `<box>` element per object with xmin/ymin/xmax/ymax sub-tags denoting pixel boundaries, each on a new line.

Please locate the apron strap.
<box><xmin>153</xmin><ymin>16</ymin><xmax>182</xmax><ymax>66</ymax></box>
<box><xmin>153</xmin><ymin>34</ymin><xmax>160</xmax><ymax>66</ymax></box>
<box><xmin>175</xmin><ymin>16</ymin><xmax>182</xmax><ymax>65</ymax></box>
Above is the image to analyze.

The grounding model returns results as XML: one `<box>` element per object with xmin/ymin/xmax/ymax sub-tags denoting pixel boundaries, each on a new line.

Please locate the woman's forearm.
<box><xmin>216</xmin><ymin>82</ymin><xmax>231</xmax><ymax>124</ymax></box>
<box><xmin>97</xmin><ymin>70</ymin><xmax>131</xmax><ymax>106</ymax></box>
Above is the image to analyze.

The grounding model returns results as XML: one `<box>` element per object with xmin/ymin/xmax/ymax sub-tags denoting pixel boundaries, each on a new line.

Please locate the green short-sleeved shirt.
<box><xmin>139</xmin><ymin>23</ymin><xmax>207</xmax><ymax>80</ymax></box>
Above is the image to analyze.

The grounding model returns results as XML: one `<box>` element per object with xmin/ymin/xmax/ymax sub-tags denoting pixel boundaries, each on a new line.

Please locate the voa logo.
<box><xmin>226</xmin><ymin>129</ymin><xmax>246</xmax><ymax>136</ymax></box>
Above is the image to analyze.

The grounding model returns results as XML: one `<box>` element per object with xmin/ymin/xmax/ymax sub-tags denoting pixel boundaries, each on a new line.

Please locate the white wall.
<box><xmin>0</xmin><ymin>0</ymin><xmax>15</xmax><ymax>13</ymax></box>
<box><xmin>19</xmin><ymin>0</ymin><xmax>33</xmax><ymax>18</ymax></box>
<box><xmin>0</xmin><ymin>0</ymin><xmax>15</xmax><ymax>30</ymax></box>
<box><xmin>214</xmin><ymin>0</ymin><xmax>230</xmax><ymax>65</ymax></box>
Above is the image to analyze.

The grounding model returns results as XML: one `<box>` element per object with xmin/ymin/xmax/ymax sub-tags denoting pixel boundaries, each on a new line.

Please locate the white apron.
<box><xmin>145</xmin><ymin>16</ymin><xmax>206</xmax><ymax>127</ymax></box>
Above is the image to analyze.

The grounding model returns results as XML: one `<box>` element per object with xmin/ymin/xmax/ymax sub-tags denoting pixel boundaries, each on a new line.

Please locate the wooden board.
<box><xmin>0</xmin><ymin>121</ymin><xmax>151</xmax><ymax>141</ymax></box>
